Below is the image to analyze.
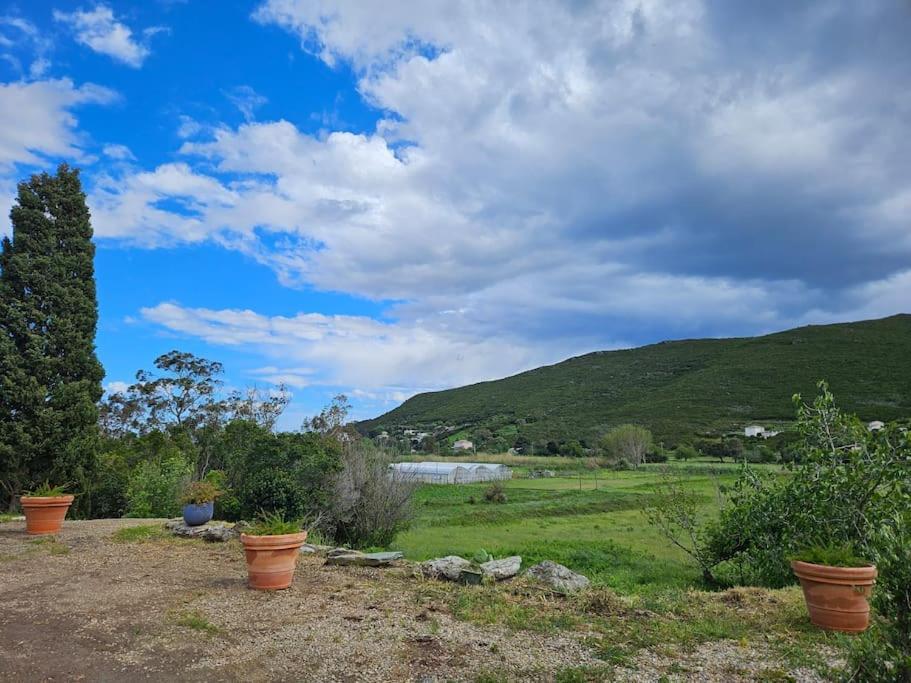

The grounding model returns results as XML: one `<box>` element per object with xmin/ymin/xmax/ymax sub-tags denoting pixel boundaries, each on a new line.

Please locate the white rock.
<box><xmin>480</xmin><ymin>556</ymin><xmax>522</xmax><ymax>580</ymax></box>
<box><xmin>525</xmin><ymin>560</ymin><xmax>590</xmax><ymax>593</ymax></box>
<box><xmin>421</xmin><ymin>555</ymin><xmax>471</xmax><ymax>581</ymax></box>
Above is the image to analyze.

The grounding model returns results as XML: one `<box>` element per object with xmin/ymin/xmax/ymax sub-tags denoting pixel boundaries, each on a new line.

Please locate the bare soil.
<box><xmin>0</xmin><ymin>519</ymin><xmax>831</xmax><ymax>682</ymax></box>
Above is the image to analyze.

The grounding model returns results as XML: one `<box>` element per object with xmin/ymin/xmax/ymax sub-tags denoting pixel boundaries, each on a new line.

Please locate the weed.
<box><xmin>28</xmin><ymin>536</ymin><xmax>69</xmax><ymax>555</ymax></box>
<box><xmin>174</xmin><ymin>611</ymin><xmax>220</xmax><ymax>634</ymax></box>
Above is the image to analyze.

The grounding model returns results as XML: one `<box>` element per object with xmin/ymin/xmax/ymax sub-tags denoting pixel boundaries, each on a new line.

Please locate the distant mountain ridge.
<box><xmin>359</xmin><ymin>314</ymin><xmax>911</xmax><ymax>445</ymax></box>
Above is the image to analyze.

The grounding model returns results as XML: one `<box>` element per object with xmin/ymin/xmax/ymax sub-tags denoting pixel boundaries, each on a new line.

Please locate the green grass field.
<box><xmin>390</xmin><ymin>460</ymin><xmax>755</xmax><ymax>594</ymax></box>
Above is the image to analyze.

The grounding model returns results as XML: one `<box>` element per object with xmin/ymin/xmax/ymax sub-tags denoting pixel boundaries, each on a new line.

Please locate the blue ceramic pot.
<box><xmin>182</xmin><ymin>501</ymin><xmax>214</xmax><ymax>526</ymax></box>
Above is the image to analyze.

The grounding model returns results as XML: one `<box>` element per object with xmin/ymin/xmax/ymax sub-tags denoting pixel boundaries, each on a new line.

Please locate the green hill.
<box><xmin>359</xmin><ymin>314</ymin><xmax>911</xmax><ymax>446</ymax></box>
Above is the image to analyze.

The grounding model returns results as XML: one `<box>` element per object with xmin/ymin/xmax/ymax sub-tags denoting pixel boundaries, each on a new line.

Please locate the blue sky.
<box><xmin>1</xmin><ymin>1</ymin><xmax>910</xmax><ymax>429</ymax></box>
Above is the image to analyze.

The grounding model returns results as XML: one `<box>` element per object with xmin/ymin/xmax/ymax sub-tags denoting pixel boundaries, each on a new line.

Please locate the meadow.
<box><xmin>391</xmin><ymin>458</ymin><xmax>768</xmax><ymax>594</ymax></box>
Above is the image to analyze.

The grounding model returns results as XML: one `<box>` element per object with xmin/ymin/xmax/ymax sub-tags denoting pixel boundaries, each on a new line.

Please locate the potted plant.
<box><xmin>20</xmin><ymin>483</ymin><xmax>74</xmax><ymax>535</ymax></box>
<box><xmin>240</xmin><ymin>512</ymin><xmax>308</xmax><ymax>590</ymax></box>
<box><xmin>180</xmin><ymin>481</ymin><xmax>221</xmax><ymax>526</ymax></box>
<box><xmin>791</xmin><ymin>543</ymin><xmax>877</xmax><ymax>633</ymax></box>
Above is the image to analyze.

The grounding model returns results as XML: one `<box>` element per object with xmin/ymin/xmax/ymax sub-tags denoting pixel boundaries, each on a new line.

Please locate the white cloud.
<box><xmin>102</xmin><ymin>143</ymin><xmax>135</xmax><ymax>160</ymax></box>
<box><xmin>0</xmin><ymin>15</ymin><xmax>54</xmax><ymax>78</ymax></box>
<box><xmin>140</xmin><ymin>301</ymin><xmax>582</xmax><ymax>393</ymax></box>
<box><xmin>224</xmin><ymin>85</ymin><xmax>268</xmax><ymax>122</ymax></box>
<box><xmin>53</xmin><ymin>5</ymin><xmax>157</xmax><ymax>67</ymax></box>
<box><xmin>0</xmin><ymin>78</ymin><xmax>117</xmax><ymax>234</ymax></box>
<box><xmin>88</xmin><ymin>1</ymin><xmax>911</xmax><ymax>396</ymax></box>
<box><xmin>104</xmin><ymin>380</ymin><xmax>131</xmax><ymax>395</ymax></box>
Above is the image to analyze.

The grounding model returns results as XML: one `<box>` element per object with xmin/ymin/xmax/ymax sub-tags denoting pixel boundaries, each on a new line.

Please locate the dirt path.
<box><xmin>0</xmin><ymin>519</ymin><xmax>599</xmax><ymax>682</ymax></box>
<box><xmin>0</xmin><ymin>519</ymin><xmax>833</xmax><ymax>682</ymax></box>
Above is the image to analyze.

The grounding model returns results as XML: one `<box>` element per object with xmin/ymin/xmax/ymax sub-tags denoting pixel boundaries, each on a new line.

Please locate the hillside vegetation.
<box><xmin>360</xmin><ymin>314</ymin><xmax>911</xmax><ymax>444</ymax></box>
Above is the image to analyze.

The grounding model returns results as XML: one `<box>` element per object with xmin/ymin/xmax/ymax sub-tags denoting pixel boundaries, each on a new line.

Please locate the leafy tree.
<box><xmin>600</xmin><ymin>424</ymin><xmax>653</xmax><ymax>467</ymax></box>
<box><xmin>103</xmin><ymin>351</ymin><xmax>227</xmax><ymax>436</ymax></box>
<box><xmin>704</xmin><ymin>382</ymin><xmax>910</xmax><ymax>586</ymax></box>
<box><xmin>214</xmin><ymin>419</ymin><xmax>341</xmax><ymax>521</ymax></box>
<box><xmin>674</xmin><ymin>444</ymin><xmax>698</xmax><ymax>461</ymax></box>
<box><xmin>561</xmin><ymin>440</ymin><xmax>585</xmax><ymax>457</ymax></box>
<box><xmin>694</xmin><ymin>437</ymin><xmax>743</xmax><ymax>463</ymax></box>
<box><xmin>0</xmin><ymin>165</ymin><xmax>103</xmax><ymax>513</ymax></box>
<box><xmin>513</xmin><ymin>435</ymin><xmax>531</xmax><ymax>454</ymax></box>
<box><xmin>99</xmin><ymin>351</ymin><xmax>289</xmax><ymax>476</ymax></box>
<box><xmin>302</xmin><ymin>394</ymin><xmax>353</xmax><ymax>439</ymax></box>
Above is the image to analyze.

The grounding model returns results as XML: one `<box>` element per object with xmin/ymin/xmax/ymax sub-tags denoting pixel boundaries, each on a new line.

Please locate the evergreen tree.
<box><xmin>0</xmin><ymin>164</ymin><xmax>104</xmax><ymax>513</ymax></box>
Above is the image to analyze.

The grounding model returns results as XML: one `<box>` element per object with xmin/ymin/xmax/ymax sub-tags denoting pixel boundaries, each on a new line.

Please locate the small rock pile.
<box><xmin>420</xmin><ymin>555</ymin><xmax>589</xmax><ymax>592</ymax></box>
<box><xmin>165</xmin><ymin>520</ymin><xmax>238</xmax><ymax>542</ymax></box>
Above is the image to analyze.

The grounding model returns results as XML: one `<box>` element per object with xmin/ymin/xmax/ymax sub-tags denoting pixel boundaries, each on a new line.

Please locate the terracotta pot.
<box><xmin>240</xmin><ymin>531</ymin><xmax>307</xmax><ymax>590</ymax></box>
<box><xmin>791</xmin><ymin>560</ymin><xmax>877</xmax><ymax>633</ymax></box>
<box><xmin>20</xmin><ymin>495</ymin><xmax>75</xmax><ymax>535</ymax></box>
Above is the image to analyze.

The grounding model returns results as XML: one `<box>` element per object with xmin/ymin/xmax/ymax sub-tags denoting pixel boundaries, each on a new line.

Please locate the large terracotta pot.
<box><xmin>240</xmin><ymin>531</ymin><xmax>307</xmax><ymax>590</ymax></box>
<box><xmin>20</xmin><ymin>495</ymin><xmax>75</xmax><ymax>535</ymax></box>
<box><xmin>791</xmin><ymin>560</ymin><xmax>877</xmax><ymax>633</ymax></box>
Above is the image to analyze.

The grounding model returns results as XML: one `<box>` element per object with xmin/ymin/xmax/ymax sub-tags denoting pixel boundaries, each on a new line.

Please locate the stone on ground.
<box><xmin>165</xmin><ymin>520</ymin><xmax>237</xmax><ymax>542</ymax></box>
<box><xmin>421</xmin><ymin>555</ymin><xmax>471</xmax><ymax>581</ymax></box>
<box><xmin>325</xmin><ymin>550</ymin><xmax>404</xmax><ymax>567</ymax></box>
<box><xmin>300</xmin><ymin>543</ymin><xmax>333</xmax><ymax>555</ymax></box>
<box><xmin>525</xmin><ymin>560</ymin><xmax>590</xmax><ymax>593</ymax></box>
<box><xmin>480</xmin><ymin>556</ymin><xmax>521</xmax><ymax>580</ymax></box>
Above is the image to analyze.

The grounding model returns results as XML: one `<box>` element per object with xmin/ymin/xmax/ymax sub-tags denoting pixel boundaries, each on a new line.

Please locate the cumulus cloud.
<box><xmin>53</xmin><ymin>5</ymin><xmax>159</xmax><ymax>67</ymax></box>
<box><xmin>0</xmin><ymin>78</ymin><xmax>117</xmax><ymax>235</ymax></box>
<box><xmin>91</xmin><ymin>1</ymin><xmax>911</xmax><ymax>394</ymax></box>
<box><xmin>140</xmin><ymin>301</ymin><xmax>585</xmax><ymax>394</ymax></box>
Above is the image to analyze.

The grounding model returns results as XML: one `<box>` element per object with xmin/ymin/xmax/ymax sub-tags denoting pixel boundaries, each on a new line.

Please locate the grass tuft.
<box><xmin>174</xmin><ymin>611</ymin><xmax>220</xmax><ymax>634</ymax></box>
<box><xmin>113</xmin><ymin>524</ymin><xmax>169</xmax><ymax>542</ymax></box>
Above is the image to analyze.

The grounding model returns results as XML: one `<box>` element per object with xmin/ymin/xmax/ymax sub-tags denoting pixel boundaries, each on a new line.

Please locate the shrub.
<box><xmin>89</xmin><ymin>450</ymin><xmax>129</xmax><ymax>518</ymax></box>
<box><xmin>246</xmin><ymin>510</ymin><xmax>301</xmax><ymax>536</ymax></box>
<box><xmin>25</xmin><ymin>482</ymin><xmax>68</xmax><ymax>496</ymax></box>
<box><xmin>846</xmin><ymin>512</ymin><xmax>911</xmax><ymax>682</ymax></box>
<box><xmin>790</xmin><ymin>542</ymin><xmax>870</xmax><ymax>568</ymax></box>
<box><xmin>326</xmin><ymin>441</ymin><xmax>417</xmax><ymax>548</ymax></box>
<box><xmin>674</xmin><ymin>444</ymin><xmax>698</xmax><ymax>461</ymax></box>
<box><xmin>215</xmin><ymin>420</ymin><xmax>340</xmax><ymax>521</ymax></box>
<box><xmin>702</xmin><ymin>382</ymin><xmax>911</xmax><ymax>587</ymax></box>
<box><xmin>484</xmin><ymin>482</ymin><xmax>508</xmax><ymax>504</ymax></box>
<box><xmin>600</xmin><ymin>425</ymin><xmax>653</xmax><ymax>467</ymax></box>
<box><xmin>125</xmin><ymin>451</ymin><xmax>192</xmax><ymax>518</ymax></box>
<box><xmin>179</xmin><ymin>480</ymin><xmax>221</xmax><ymax>506</ymax></box>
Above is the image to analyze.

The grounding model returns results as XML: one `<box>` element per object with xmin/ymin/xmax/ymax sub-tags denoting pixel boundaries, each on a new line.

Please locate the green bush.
<box><xmin>790</xmin><ymin>542</ymin><xmax>870</xmax><ymax>568</ymax></box>
<box><xmin>87</xmin><ymin>450</ymin><xmax>129</xmax><ymax>518</ymax></box>
<box><xmin>179</xmin><ymin>480</ymin><xmax>220</xmax><ymax>505</ymax></box>
<box><xmin>846</xmin><ymin>512</ymin><xmax>911</xmax><ymax>682</ymax></box>
<box><xmin>215</xmin><ymin>419</ymin><xmax>340</xmax><ymax>521</ymax></box>
<box><xmin>245</xmin><ymin>510</ymin><xmax>302</xmax><ymax>536</ymax></box>
<box><xmin>703</xmin><ymin>382</ymin><xmax>910</xmax><ymax>587</ymax></box>
<box><xmin>125</xmin><ymin>452</ymin><xmax>192</xmax><ymax>518</ymax></box>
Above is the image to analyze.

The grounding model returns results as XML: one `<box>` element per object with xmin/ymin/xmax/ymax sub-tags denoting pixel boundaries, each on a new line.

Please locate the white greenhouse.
<box><xmin>389</xmin><ymin>461</ymin><xmax>512</xmax><ymax>484</ymax></box>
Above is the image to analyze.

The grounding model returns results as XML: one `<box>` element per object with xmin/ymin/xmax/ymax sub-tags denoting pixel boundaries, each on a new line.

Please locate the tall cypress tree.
<box><xmin>0</xmin><ymin>164</ymin><xmax>104</xmax><ymax>514</ymax></box>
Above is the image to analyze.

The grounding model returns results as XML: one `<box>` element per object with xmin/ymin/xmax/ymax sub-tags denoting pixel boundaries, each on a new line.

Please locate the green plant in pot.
<box><xmin>179</xmin><ymin>481</ymin><xmax>221</xmax><ymax>527</ymax></box>
<box><xmin>240</xmin><ymin>511</ymin><xmax>308</xmax><ymax>590</ymax></box>
<box><xmin>20</xmin><ymin>483</ymin><xmax>75</xmax><ymax>535</ymax></box>
<box><xmin>790</xmin><ymin>543</ymin><xmax>877</xmax><ymax>633</ymax></box>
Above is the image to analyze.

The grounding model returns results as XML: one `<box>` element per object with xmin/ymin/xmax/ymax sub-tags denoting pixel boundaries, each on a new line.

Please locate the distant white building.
<box><xmin>389</xmin><ymin>461</ymin><xmax>511</xmax><ymax>484</ymax></box>
<box><xmin>453</xmin><ymin>439</ymin><xmax>474</xmax><ymax>451</ymax></box>
<box><xmin>744</xmin><ymin>425</ymin><xmax>780</xmax><ymax>439</ymax></box>
<box><xmin>868</xmin><ymin>420</ymin><xmax>885</xmax><ymax>432</ymax></box>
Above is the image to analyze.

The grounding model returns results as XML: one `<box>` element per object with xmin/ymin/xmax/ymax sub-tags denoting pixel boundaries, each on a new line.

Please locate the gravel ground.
<box><xmin>0</xmin><ymin>519</ymin><xmax>834</xmax><ymax>682</ymax></box>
